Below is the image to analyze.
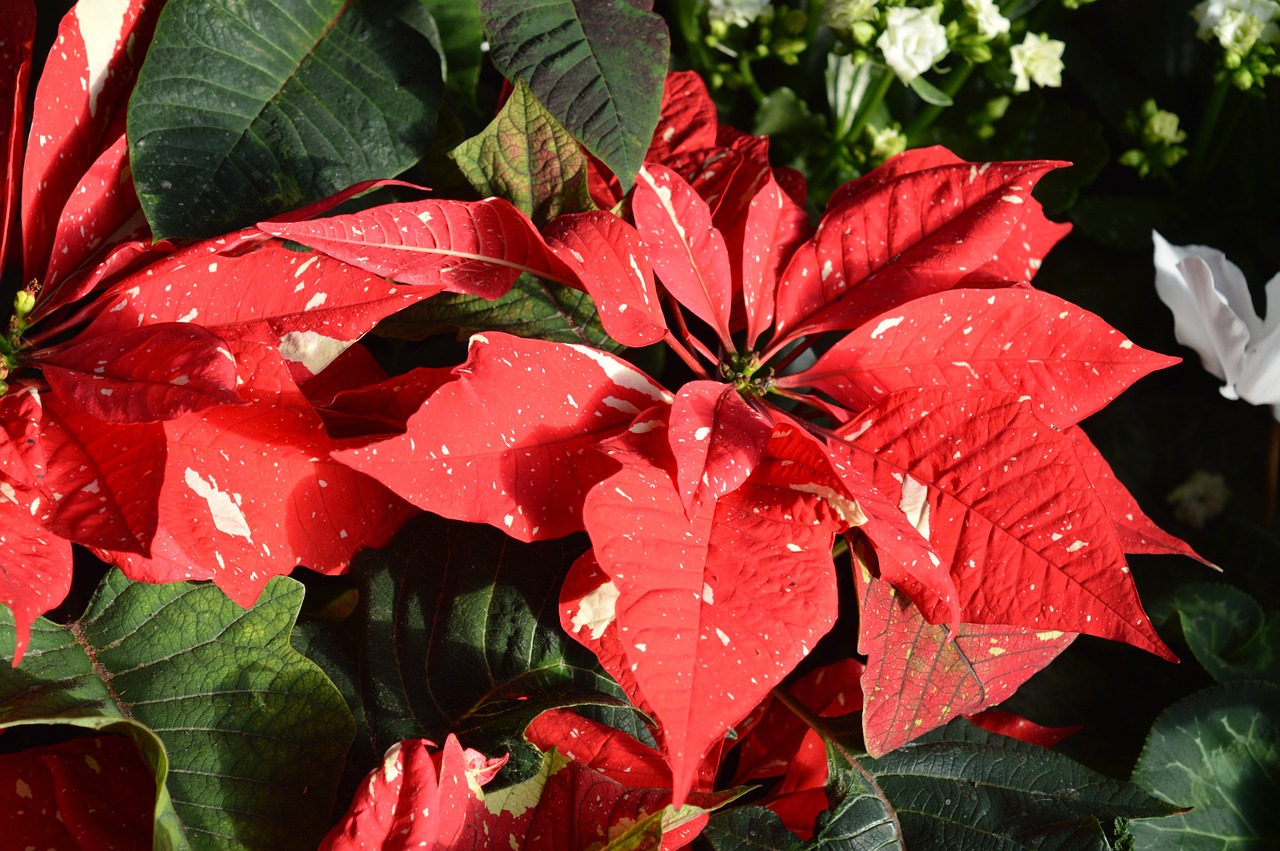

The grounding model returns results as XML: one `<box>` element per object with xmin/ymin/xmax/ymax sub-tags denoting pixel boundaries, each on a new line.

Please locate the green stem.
<box><xmin>1187</xmin><ymin>76</ymin><xmax>1230</xmax><ymax>190</ymax></box>
<box><xmin>843</xmin><ymin>65</ymin><xmax>896</xmax><ymax>151</ymax></box>
<box><xmin>903</xmin><ymin>62</ymin><xmax>975</xmax><ymax>143</ymax></box>
<box><xmin>738</xmin><ymin>53</ymin><xmax>766</xmax><ymax>103</ymax></box>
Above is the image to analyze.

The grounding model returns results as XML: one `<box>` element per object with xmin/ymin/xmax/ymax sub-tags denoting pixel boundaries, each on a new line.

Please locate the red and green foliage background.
<box><xmin>1</xmin><ymin>1</ymin><xmax>1276</xmax><ymax>849</ymax></box>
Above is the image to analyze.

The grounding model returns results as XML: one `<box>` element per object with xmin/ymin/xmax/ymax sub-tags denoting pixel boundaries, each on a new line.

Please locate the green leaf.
<box><xmin>809</xmin><ymin>744</ymin><xmax>901</xmax><ymax>849</ymax></box>
<box><xmin>907</xmin><ymin>75</ymin><xmax>953</xmax><ymax>107</ymax></box>
<box><xmin>298</xmin><ymin>514</ymin><xmax>643</xmax><ymax>801</ymax></box>
<box><xmin>703</xmin><ymin>807</ymin><xmax>806</xmax><ymax>851</ymax></box>
<box><xmin>0</xmin><ymin>570</ymin><xmax>353</xmax><ymax>851</ymax></box>
<box><xmin>419</xmin><ymin>0</ymin><xmax>486</xmax><ymax>117</ymax></box>
<box><xmin>376</xmin><ymin>273</ymin><xmax>625</xmax><ymax>351</ymax></box>
<box><xmin>129</xmin><ymin>0</ymin><xmax>442</xmax><ymax>240</ymax></box>
<box><xmin>449</xmin><ymin>79</ymin><xmax>594</xmax><ymax>225</ymax></box>
<box><xmin>1130</xmin><ymin>682</ymin><xmax>1280</xmax><ymax>850</ymax></box>
<box><xmin>864</xmin><ymin>719</ymin><xmax>1179</xmax><ymax>849</ymax></box>
<box><xmin>1151</xmin><ymin>583</ymin><xmax>1280</xmax><ymax>684</ymax></box>
<box><xmin>478</xmin><ymin>0</ymin><xmax>669</xmax><ymax>190</ymax></box>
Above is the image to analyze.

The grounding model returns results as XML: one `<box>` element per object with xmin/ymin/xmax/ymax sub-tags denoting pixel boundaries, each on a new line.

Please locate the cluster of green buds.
<box><xmin>688</xmin><ymin>0</ymin><xmax>812</xmax><ymax>96</ymax></box>
<box><xmin>1</xmin><ymin>284</ymin><xmax>37</xmax><ymax>396</ymax></box>
<box><xmin>1118</xmin><ymin>99</ymin><xmax>1189</xmax><ymax>179</ymax></box>
<box><xmin>1192</xmin><ymin>0</ymin><xmax>1280</xmax><ymax>90</ymax></box>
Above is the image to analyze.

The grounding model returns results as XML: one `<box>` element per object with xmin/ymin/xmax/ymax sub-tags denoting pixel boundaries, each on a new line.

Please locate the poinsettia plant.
<box><xmin>1</xmin><ymin>1</ymin><xmax>1208</xmax><ymax>848</ymax></box>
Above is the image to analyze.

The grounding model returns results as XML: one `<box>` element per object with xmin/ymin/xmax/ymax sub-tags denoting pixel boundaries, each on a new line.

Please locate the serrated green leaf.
<box><xmin>299</xmin><ymin>514</ymin><xmax>643</xmax><ymax>803</ymax></box>
<box><xmin>376</xmin><ymin>273</ymin><xmax>625</xmax><ymax>351</ymax></box>
<box><xmin>0</xmin><ymin>570</ymin><xmax>353</xmax><ymax>851</ymax></box>
<box><xmin>450</xmin><ymin>79</ymin><xmax>594</xmax><ymax>225</ymax></box>
<box><xmin>1130</xmin><ymin>681</ymin><xmax>1280</xmax><ymax>850</ymax></box>
<box><xmin>865</xmin><ymin>719</ymin><xmax>1179</xmax><ymax>849</ymax></box>
<box><xmin>129</xmin><ymin>0</ymin><xmax>441</xmax><ymax>239</ymax></box>
<box><xmin>479</xmin><ymin>0</ymin><xmax>669</xmax><ymax>190</ymax></box>
<box><xmin>1151</xmin><ymin>583</ymin><xmax>1280</xmax><ymax>684</ymax></box>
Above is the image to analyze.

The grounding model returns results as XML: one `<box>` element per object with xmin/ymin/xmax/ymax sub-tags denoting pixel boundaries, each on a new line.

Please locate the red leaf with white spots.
<box><xmin>1065</xmin><ymin>425</ymin><xmax>1208</xmax><ymax>563</ymax></box>
<box><xmin>319</xmin><ymin>736</ymin><xmax>502</xmax><ymax>851</ymax></box>
<box><xmin>39</xmin><ymin>322</ymin><xmax>242</xmax><ymax>423</ymax></box>
<box><xmin>853</xmin><ymin>550</ymin><xmax>1076</xmax><ymax>756</ymax></box>
<box><xmin>39</xmin><ymin>391</ymin><xmax>163</xmax><ymax>555</ymax></box>
<box><xmin>315</xmin><ymin>366</ymin><xmax>453</xmax><ymax>446</ymax></box>
<box><xmin>544</xmin><ymin>210</ymin><xmax>667</xmax><ymax>347</ymax></box>
<box><xmin>526</xmin><ymin>708</ymin><xmax>674</xmax><ymax>791</ymax></box>
<box><xmin>0</xmin><ymin>385</ymin><xmax>47</xmax><ymax>489</ymax></box>
<box><xmin>101</xmin><ymin>335</ymin><xmax>414</xmax><ymax>605</ymax></box>
<box><xmin>0</xmin><ymin>735</ymin><xmax>155</xmax><ymax>849</ymax></box>
<box><xmin>0</xmin><ymin>482</ymin><xmax>71</xmax><ymax>664</ymax></box>
<box><xmin>772</xmin><ymin>422</ymin><xmax>959</xmax><ymax>627</ymax></box>
<box><xmin>336</xmin><ymin>332</ymin><xmax>672</xmax><ymax>542</ymax></box>
<box><xmin>78</xmin><ymin>233</ymin><xmax>438</xmax><ymax>381</ymax></box>
<box><xmin>561</xmin><ymin>548</ymin><xmax>658</xmax><ymax>719</ymax></box>
<box><xmin>21</xmin><ymin>0</ymin><xmax>161</xmax><ymax>281</ymax></box>
<box><xmin>0</xmin><ymin>0</ymin><xmax>34</xmax><ymax>269</ymax></box>
<box><xmin>39</xmin><ymin>132</ymin><xmax>145</xmax><ymax>302</ymax></box>
<box><xmin>839</xmin><ymin>387</ymin><xmax>1173</xmax><ymax>660</ymax></box>
<box><xmin>647</xmin><ymin>71</ymin><xmax>720</xmax><ymax>167</ymax></box>
<box><xmin>825</xmin><ymin>145</ymin><xmax>969</xmax><ymax>212</ymax></box>
<box><xmin>737</xmin><ymin>174</ymin><xmax>811</xmax><ymax>349</ymax></box>
<box><xmin>789</xmin><ymin>288</ymin><xmax>1179</xmax><ymax>428</ymax></box>
<box><xmin>771</xmin><ymin>156</ymin><xmax>1066</xmax><ymax>345</ymax></box>
<box><xmin>581</xmin><ymin>424</ymin><xmax>845</xmax><ymax>806</ymax></box>
<box><xmin>668</xmin><ymin>381</ymin><xmax>772</xmax><ymax>515</ymax></box>
<box><xmin>259</xmin><ymin>197</ymin><xmax>567</xmax><ymax>298</ymax></box>
<box><xmin>966</xmin><ymin>709</ymin><xmax>1080</xmax><ymax>748</ymax></box>
<box><xmin>523</xmin><ymin>709</ymin><xmax>720</xmax><ymax>850</ymax></box>
<box><xmin>633</xmin><ymin>164</ymin><xmax>735</xmax><ymax>346</ymax></box>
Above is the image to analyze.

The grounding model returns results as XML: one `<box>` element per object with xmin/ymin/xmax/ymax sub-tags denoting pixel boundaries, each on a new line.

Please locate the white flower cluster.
<box><xmin>877</xmin><ymin>6</ymin><xmax>949</xmax><ymax>83</ymax></box>
<box><xmin>1009</xmin><ymin>32</ymin><xmax>1065</xmax><ymax>91</ymax></box>
<box><xmin>707</xmin><ymin>0</ymin><xmax>772</xmax><ymax>28</ymax></box>
<box><xmin>824</xmin><ymin>0</ymin><xmax>879</xmax><ymax>31</ymax></box>
<box><xmin>1192</xmin><ymin>0</ymin><xmax>1280</xmax><ymax>52</ymax></box>
<box><xmin>964</xmin><ymin>0</ymin><xmax>1010</xmax><ymax>38</ymax></box>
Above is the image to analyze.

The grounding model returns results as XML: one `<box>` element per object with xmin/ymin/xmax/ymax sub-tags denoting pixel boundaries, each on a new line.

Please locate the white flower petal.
<box><xmin>1180</xmin><ymin>255</ymin><xmax>1252</xmax><ymax>393</ymax></box>
<box><xmin>1154</xmin><ymin>232</ymin><xmax>1229</xmax><ymax>381</ymax></box>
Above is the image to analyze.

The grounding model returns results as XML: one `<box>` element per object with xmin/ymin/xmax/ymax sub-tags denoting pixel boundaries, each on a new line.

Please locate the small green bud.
<box><xmin>1233</xmin><ymin>66</ymin><xmax>1255</xmax><ymax>89</ymax></box>
<box><xmin>13</xmin><ymin>289</ymin><xmax>36</xmax><ymax>318</ymax></box>
<box><xmin>851</xmin><ymin>21</ymin><xmax>877</xmax><ymax>45</ymax></box>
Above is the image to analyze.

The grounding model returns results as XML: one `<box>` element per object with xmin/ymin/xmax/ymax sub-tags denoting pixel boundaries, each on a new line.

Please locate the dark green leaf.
<box><xmin>129</xmin><ymin>0</ymin><xmax>441</xmax><ymax>239</ymax></box>
<box><xmin>0</xmin><ymin>570</ymin><xmax>353</xmax><ymax>851</ymax></box>
<box><xmin>419</xmin><ymin>0</ymin><xmax>486</xmax><ymax>117</ymax></box>
<box><xmin>865</xmin><ymin>719</ymin><xmax>1179</xmax><ymax>849</ymax></box>
<box><xmin>704</xmin><ymin>807</ymin><xmax>806</xmax><ymax>851</ymax></box>
<box><xmin>376</xmin><ymin>273</ymin><xmax>625</xmax><ymax>351</ymax></box>
<box><xmin>450</xmin><ymin>79</ymin><xmax>594</xmax><ymax>225</ymax></box>
<box><xmin>1130</xmin><ymin>682</ymin><xmax>1280</xmax><ymax>850</ymax></box>
<box><xmin>810</xmin><ymin>744</ymin><xmax>901</xmax><ymax>850</ymax></box>
<box><xmin>479</xmin><ymin>0</ymin><xmax>669</xmax><ymax>190</ymax></box>
<box><xmin>1150</xmin><ymin>583</ymin><xmax>1280</xmax><ymax>684</ymax></box>
<box><xmin>299</xmin><ymin>513</ymin><xmax>642</xmax><ymax>802</ymax></box>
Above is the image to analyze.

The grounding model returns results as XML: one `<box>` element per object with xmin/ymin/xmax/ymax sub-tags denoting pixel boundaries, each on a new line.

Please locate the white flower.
<box><xmin>876</xmin><ymin>6</ymin><xmax>950</xmax><ymax>84</ymax></box>
<box><xmin>964</xmin><ymin>0</ymin><xmax>1011</xmax><ymax>39</ymax></box>
<box><xmin>1153</xmin><ymin>232</ymin><xmax>1280</xmax><ymax>419</ymax></box>
<box><xmin>824</xmin><ymin>0</ymin><xmax>879</xmax><ymax>30</ymax></box>
<box><xmin>1191</xmin><ymin>0</ymin><xmax>1280</xmax><ymax>45</ymax></box>
<box><xmin>1167</xmin><ymin>471</ymin><xmax>1231</xmax><ymax>528</ymax></box>
<box><xmin>707</xmin><ymin>0</ymin><xmax>771</xmax><ymax>28</ymax></box>
<box><xmin>1009</xmin><ymin>32</ymin><xmax>1065</xmax><ymax>92</ymax></box>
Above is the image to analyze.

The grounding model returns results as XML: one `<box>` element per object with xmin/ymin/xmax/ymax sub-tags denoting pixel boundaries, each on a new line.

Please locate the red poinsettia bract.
<box><xmin>266</xmin><ymin>73</ymin><xmax>1195</xmax><ymax>808</ymax></box>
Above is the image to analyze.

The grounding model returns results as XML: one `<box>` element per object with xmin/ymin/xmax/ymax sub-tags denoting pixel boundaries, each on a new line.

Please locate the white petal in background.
<box><xmin>1153</xmin><ymin>231</ymin><xmax>1280</xmax><ymax>419</ymax></box>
